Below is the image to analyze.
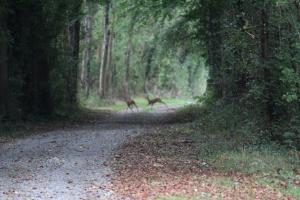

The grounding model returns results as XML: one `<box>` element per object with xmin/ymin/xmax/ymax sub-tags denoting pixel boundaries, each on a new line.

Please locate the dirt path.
<box><xmin>0</xmin><ymin>106</ymin><xmax>181</xmax><ymax>200</ymax></box>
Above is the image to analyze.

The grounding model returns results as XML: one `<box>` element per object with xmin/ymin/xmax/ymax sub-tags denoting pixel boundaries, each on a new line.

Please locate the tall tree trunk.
<box><xmin>106</xmin><ymin>30</ymin><xmax>114</xmax><ymax>98</ymax></box>
<box><xmin>67</xmin><ymin>19</ymin><xmax>80</xmax><ymax>106</ymax></box>
<box><xmin>99</xmin><ymin>0</ymin><xmax>110</xmax><ymax>98</ymax></box>
<box><xmin>81</xmin><ymin>1</ymin><xmax>93</xmax><ymax>98</ymax></box>
<box><xmin>187</xmin><ymin>64</ymin><xmax>193</xmax><ymax>91</ymax></box>
<box><xmin>293</xmin><ymin>1</ymin><xmax>300</xmax><ymax>74</ymax></box>
<box><xmin>206</xmin><ymin>5</ymin><xmax>224</xmax><ymax>99</ymax></box>
<box><xmin>96</xmin><ymin>42</ymin><xmax>102</xmax><ymax>64</ymax></box>
<box><xmin>260</xmin><ymin>8</ymin><xmax>274</xmax><ymax>121</ymax></box>
<box><xmin>0</xmin><ymin>8</ymin><xmax>8</xmax><ymax>119</ymax></box>
<box><xmin>110</xmin><ymin>63</ymin><xmax>117</xmax><ymax>97</ymax></box>
<box><xmin>14</xmin><ymin>2</ymin><xmax>53</xmax><ymax>116</ymax></box>
<box><xmin>106</xmin><ymin>1</ymin><xmax>115</xmax><ymax>99</ymax></box>
<box><xmin>143</xmin><ymin>45</ymin><xmax>156</xmax><ymax>94</ymax></box>
<box><xmin>124</xmin><ymin>32</ymin><xmax>133</xmax><ymax>99</ymax></box>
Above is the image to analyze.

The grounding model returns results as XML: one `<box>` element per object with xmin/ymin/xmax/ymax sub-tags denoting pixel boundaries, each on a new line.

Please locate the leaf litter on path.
<box><xmin>109</xmin><ymin>125</ymin><xmax>295</xmax><ymax>200</ymax></box>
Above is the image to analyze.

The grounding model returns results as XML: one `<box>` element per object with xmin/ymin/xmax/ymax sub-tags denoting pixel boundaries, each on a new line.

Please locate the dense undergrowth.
<box><xmin>181</xmin><ymin>99</ymin><xmax>300</xmax><ymax>150</ymax></box>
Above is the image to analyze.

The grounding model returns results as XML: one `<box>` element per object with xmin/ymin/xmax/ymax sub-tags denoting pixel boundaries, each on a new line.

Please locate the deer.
<box><xmin>146</xmin><ymin>96</ymin><xmax>167</xmax><ymax>108</ymax></box>
<box><xmin>125</xmin><ymin>98</ymin><xmax>139</xmax><ymax>112</ymax></box>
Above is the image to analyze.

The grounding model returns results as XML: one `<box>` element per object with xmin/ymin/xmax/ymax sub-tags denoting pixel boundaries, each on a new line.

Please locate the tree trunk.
<box><xmin>0</xmin><ymin>9</ymin><xmax>8</xmax><ymax>119</ymax></box>
<box><xmin>81</xmin><ymin>1</ymin><xmax>93</xmax><ymax>98</ymax></box>
<box><xmin>110</xmin><ymin>63</ymin><xmax>117</xmax><ymax>97</ymax></box>
<box><xmin>293</xmin><ymin>1</ymin><xmax>300</xmax><ymax>74</ymax></box>
<box><xmin>106</xmin><ymin>1</ymin><xmax>115</xmax><ymax>99</ymax></box>
<box><xmin>260</xmin><ymin>8</ymin><xmax>274</xmax><ymax>121</ymax></box>
<box><xmin>99</xmin><ymin>0</ymin><xmax>110</xmax><ymax>98</ymax></box>
<box><xmin>124</xmin><ymin>32</ymin><xmax>133</xmax><ymax>99</ymax></box>
<box><xmin>67</xmin><ymin>19</ymin><xmax>80</xmax><ymax>106</ymax></box>
<box><xmin>234</xmin><ymin>0</ymin><xmax>247</xmax><ymax>98</ymax></box>
<box><xmin>143</xmin><ymin>46</ymin><xmax>156</xmax><ymax>94</ymax></box>
<box><xmin>206</xmin><ymin>5</ymin><xmax>223</xmax><ymax>99</ymax></box>
<box><xmin>106</xmin><ymin>30</ymin><xmax>114</xmax><ymax>98</ymax></box>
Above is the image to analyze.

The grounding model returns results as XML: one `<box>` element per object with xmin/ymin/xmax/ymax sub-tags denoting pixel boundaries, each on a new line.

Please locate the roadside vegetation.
<box><xmin>110</xmin><ymin>103</ymin><xmax>300</xmax><ymax>200</ymax></box>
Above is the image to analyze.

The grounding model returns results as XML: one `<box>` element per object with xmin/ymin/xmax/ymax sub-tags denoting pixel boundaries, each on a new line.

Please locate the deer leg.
<box><xmin>129</xmin><ymin>105</ymin><xmax>134</xmax><ymax>112</ymax></box>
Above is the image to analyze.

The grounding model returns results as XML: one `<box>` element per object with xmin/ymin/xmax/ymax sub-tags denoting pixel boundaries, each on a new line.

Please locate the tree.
<box><xmin>99</xmin><ymin>0</ymin><xmax>111</xmax><ymax>98</ymax></box>
<box><xmin>0</xmin><ymin>0</ymin><xmax>8</xmax><ymax>119</ymax></box>
<box><xmin>1</xmin><ymin>0</ymin><xmax>85</xmax><ymax>118</ymax></box>
<box><xmin>81</xmin><ymin>0</ymin><xmax>97</xmax><ymax>98</ymax></box>
<box><xmin>123</xmin><ymin>17</ymin><xmax>136</xmax><ymax>98</ymax></box>
<box><xmin>67</xmin><ymin>1</ymin><xmax>82</xmax><ymax>107</ymax></box>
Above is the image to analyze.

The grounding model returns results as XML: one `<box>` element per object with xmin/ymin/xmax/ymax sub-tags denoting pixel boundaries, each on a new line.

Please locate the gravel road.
<box><xmin>0</xmin><ymin>106</ymin><xmax>182</xmax><ymax>200</ymax></box>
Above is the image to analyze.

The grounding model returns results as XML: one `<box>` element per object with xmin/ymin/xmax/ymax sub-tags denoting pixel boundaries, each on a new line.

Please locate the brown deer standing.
<box><xmin>125</xmin><ymin>98</ymin><xmax>139</xmax><ymax>112</ymax></box>
<box><xmin>146</xmin><ymin>96</ymin><xmax>167</xmax><ymax>108</ymax></box>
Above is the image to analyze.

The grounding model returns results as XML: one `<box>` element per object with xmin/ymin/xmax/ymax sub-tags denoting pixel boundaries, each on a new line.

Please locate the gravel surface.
<box><xmin>0</xmin><ymin>106</ymin><xmax>181</xmax><ymax>200</ymax></box>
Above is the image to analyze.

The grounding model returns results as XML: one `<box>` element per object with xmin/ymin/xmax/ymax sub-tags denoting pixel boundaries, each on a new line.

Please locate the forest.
<box><xmin>1</xmin><ymin>0</ymin><xmax>300</xmax><ymax>199</ymax></box>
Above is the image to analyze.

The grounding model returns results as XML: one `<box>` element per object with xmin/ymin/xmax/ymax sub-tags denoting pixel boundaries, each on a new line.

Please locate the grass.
<box><xmin>210</xmin><ymin>146</ymin><xmax>296</xmax><ymax>173</ymax></box>
<box><xmin>286</xmin><ymin>186</ymin><xmax>300</xmax><ymax>198</ymax></box>
<box><xmin>156</xmin><ymin>122</ymin><xmax>300</xmax><ymax>198</ymax></box>
<box><xmin>179</xmin><ymin>104</ymin><xmax>300</xmax><ymax>199</ymax></box>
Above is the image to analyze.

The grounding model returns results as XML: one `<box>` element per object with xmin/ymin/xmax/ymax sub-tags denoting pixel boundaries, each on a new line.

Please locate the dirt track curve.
<box><xmin>0</xmin><ymin>105</ymin><xmax>183</xmax><ymax>200</ymax></box>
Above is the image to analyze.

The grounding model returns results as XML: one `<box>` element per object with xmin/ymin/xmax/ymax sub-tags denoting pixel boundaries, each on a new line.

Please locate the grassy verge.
<box><xmin>183</xmin><ymin>104</ymin><xmax>300</xmax><ymax>199</ymax></box>
<box><xmin>109</xmin><ymin>103</ymin><xmax>300</xmax><ymax>200</ymax></box>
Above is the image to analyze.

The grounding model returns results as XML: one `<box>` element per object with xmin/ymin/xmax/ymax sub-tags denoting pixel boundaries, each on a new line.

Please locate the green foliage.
<box><xmin>130</xmin><ymin>0</ymin><xmax>300</xmax><ymax>147</ymax></box>
<box><xmin>272</xmin><ymin>115</ymin><xmax>300</xmax><ymax>149</ymax></box>
<box><xmin>193</xmin><ymin>90</ymin><xmax>214</xmax><ymax>106</ymax></box>
<box><xmin>79</xmin><ymin>0</ymin><xmax>208</xmax><ymax>102</ymax></box>
<box><xmin>80</xmin><ymin>94</ymin><xmax>115</xmax><ymax>110</ymax></box>
<box><xmin>280</xmin><ymin>67</ymin><xmax>300</xmax><ymax>103</ymax></box>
